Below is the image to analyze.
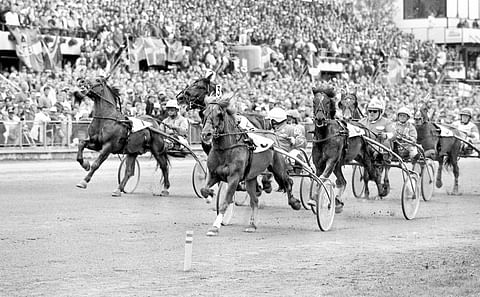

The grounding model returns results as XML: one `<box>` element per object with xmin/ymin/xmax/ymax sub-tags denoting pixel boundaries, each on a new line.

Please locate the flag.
<box><xmin>166</xmin><ymin>39</ymin><xmax>184</xmax><ymax>63</ymax></box>
<box><xmin>8</xmin><ymin>27</ymin><xmax>44</xmax><ymax>72</ymax></box>
<box><xmin>261</xmin><ymin>46</ymin><xmax>272</xmax><ymax>70</ymax></box>
<box><xmin>385</xmin><ymin>58</ymin><xmax>405</xmax><ymax>85</ymax></box>
<box><xmin>42</xmin><ymin>35</ymin><xmax>62</xmax><ymax>72</ymax></box>
<box><xmin>143</xmin><ymin>37</ymin><xmax>166</xmax><ymax>66</ymax></box>
<box><xmin>458</xmin><ymin>82</ymin><xmax>472</xmax><ymax>97</ymax></box>
<box><xmin>127</xmin><ymin>38</ymin><xmax>145</xmax><ymax>72</ymax></box>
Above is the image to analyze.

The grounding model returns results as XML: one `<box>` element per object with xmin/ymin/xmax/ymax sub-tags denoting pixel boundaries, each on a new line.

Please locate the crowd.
<box><xmin>0</xmin><ymin>0</ymin><xmax>479</xmax><ymax>147</ymax></box>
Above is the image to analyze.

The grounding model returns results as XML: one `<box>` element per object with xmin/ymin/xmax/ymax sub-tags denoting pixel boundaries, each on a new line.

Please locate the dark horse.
<box><xmin>414</xmin><ymin>106</ymin><xmax>463</xmax><ymax>195</ymax></box>
<box><xmin>176</xmin><ymin>74</ymin><xmax>271</xmax><ymax>131</ymax></box>
<box><xmin>311</xmin><ymin>88</ymin><xmax>386</xmax><ymax>212</ymax></box>
<box><xmin>75</xmin><ymin>77</ymin><xmax>170</xmax><ymax>196</ymax></box>
<box><xmin>200</xmin><ymin>97</ymin><xmax>301</xmax><ymax>236</ymax></box>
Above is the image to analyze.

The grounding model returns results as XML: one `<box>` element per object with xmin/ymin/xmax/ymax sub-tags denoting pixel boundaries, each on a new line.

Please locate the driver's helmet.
<box><xmin>286</xmin><ymin>109</ymin><xmax>301</xmax><ymax>120</ymax></box>
<box><xmin>459</xmin><ymin>107</ymin><xmax>473</xmax><ymax>118</ymax></box>
<box><xmin>165</xmin><ymin>99</ymin><xmax>180</xmax><ymax>109</ymax></box>
<box><xmin>367</xmin><ymin>97</ymin><xmax>385</xmax><ymax>111</ymax></box>
<box><xmin>268</xmin><ymin>107</ymin><xmax>287</xmax><ymax>123</ymax></box>
<box><xmin>397</xmin><ymin>107</ymin><xmax>412</xmax><ymax>119</ymax></box>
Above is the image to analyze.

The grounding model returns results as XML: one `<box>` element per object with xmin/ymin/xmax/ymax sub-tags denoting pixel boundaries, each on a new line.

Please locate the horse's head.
<box><xmin>413</xmin><ymin>105</ymin><xmax>429</xmax><ymax>126</ymax></box>
<box><xmin>176</xmin><ymin>76</ymin><xmax>216</xmax><ymax>111</ymax></box>
<box><xmin>201</xmin><ymin>97</ymin><xmax>233</xmax><ymax>144</ymax></box>
<box><xmin>76</xmin><ymin>76</ymin><xmax>121</xmax><ymax>111</ymax></box>
<box><xmin>338</xmin><ymin>93</ymin><xmax>359</xmax><ymax>121</ymax></box>
<box><xmin>312</xmin><ymin>87</ymin><xmax>336</xmax><ymax>124</ymax></box>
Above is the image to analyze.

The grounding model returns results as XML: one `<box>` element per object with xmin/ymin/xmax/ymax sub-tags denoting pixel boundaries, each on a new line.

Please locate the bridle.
<box><xmin>313</xmin><ymin>93</ymin><xmax>330</xmax><ymax>128</ymax></box>
<box><xmin>78</xmin><ymin>78</ymin><xmax>124</xmax><ymax>121</ymax></box>
<box><xmin>177</xmin><ymin>79</ymin><xmax>215</xmax><ymax>110</ymax></box>
<box><xmin>202</xmin><ymin>103</ymin><xmax>248</xmax><ymax>150</ymax></box>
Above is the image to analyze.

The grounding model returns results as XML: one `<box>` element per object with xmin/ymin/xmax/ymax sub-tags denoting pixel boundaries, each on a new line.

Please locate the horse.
<box><xmin>311</xmin><ymin>88</ymin><xmax>387</xmax><ymax>211</ymax></box>
<box><xmin>414</xmin><ymin>106</ymin><xmax>463</xmax><ymax>195</ymax></box>
<box><xmin>199</xmin><ymin>97</ymin><xmax>301</xmax><ymax>236</ymax></box>
<box><xmin>74</xmin><ymin>77</ymin><xmax>170</xmax><ymax>196</ymax></box>
<box><xmin>338</xmin><ymin>93</ymin><xmax>363</xmax><ymax>121</ymax></box>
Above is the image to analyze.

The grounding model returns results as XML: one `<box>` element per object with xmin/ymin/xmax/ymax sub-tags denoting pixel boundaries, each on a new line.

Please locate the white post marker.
<box><xmin>183</xmin><ymin>230</ymin><xmax>193</xmax><ymax>271</ymax></box>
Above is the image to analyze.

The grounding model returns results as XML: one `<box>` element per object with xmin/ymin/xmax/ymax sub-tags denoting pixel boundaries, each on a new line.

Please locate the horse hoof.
<box><xmin>335</xmin><ymin>204</ymin><xmax>344</xmax><ymax>214</ymax></box>
<box><xmin>244</xmin><ymin>225</ymin><xmax>257</xmax><ymax>233</ymax></box>
<box><xmin>205</xmin><ymin>197</ymin><xmax>213</xmax><ymax>204</ymax></box>
<box><xmin>206</xmin><ymin>227</ymin><xmax>219</xmax><ymax>237</ymax></box>
<box><xmin>161</xmin><ymin>190</ymin><xmax>169</xmax><ymax>196</ymax></box>
<box><xmin>200</xmin><ymin>188</ymin><xmax>213</xmax><ymax>198</ymax></box>
<box><xmin>289</xmin><ymin>199</ymin><xmax>302</xmax><ymax>211</ymax></box>
<box><xmin>76</xmin><ymin>180</ymin><xmax>87</xmax><ymax>189</ymax></box>
<box><xmin>307</xmin><ymin>199</ymin><xmax>317</xmax><ymax>207</ymax></box>
<box><xmin>447</xmin><ymin>191</ymin><xmax>462</xmax><ymax>196</ymax></box>
<box><xmin>436</xmin><ymin>180</ymin><xmax>443</xmax><ymax>188</ymax></box>
<box><xmin>83</xmin><ymin>161</ymin><xmax>91</xmax><ymax>171</ymax></box>
<box><xmin>335</xmin><ymin>199</ymin><xmax>344</xmax><ymax>214</ymax></box>
<box><xmin>112</xmin><ymin>189</ymin><xmax>122</xmax><ymax>197</ymax></box>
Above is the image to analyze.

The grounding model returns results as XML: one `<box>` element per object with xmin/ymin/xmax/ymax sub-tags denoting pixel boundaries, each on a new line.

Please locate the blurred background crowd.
<box><xmin>0</xmin><ymin>0</ymin><xmax>479</xmax><ymax>146</ymax></box>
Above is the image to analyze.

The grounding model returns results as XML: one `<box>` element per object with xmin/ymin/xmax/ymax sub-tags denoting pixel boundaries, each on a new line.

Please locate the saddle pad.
<box><xmin>247</xmin><ymin>132</ymin><xmax>275</xmax><ymax>153</ymax></box>
<box><xmin>437</xmin><ymin>124</ymin><xmax>454</xmax><ymax>137</ymax></box>
<box><xmin>347</xmin><ymin>123</ymin><xmax>365</xmax><ymax>138</ymax></box>
<box><xmin>128</xmin><ymin>117</ymin><xmax>153</xmax><ymax>133</ymax></box>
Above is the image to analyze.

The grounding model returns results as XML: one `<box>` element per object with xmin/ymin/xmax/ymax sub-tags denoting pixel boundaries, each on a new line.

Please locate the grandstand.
<box><xmin>1</xmin><ymin>0</ymin><xmax>480</xmax><ymax>149</ymax></box>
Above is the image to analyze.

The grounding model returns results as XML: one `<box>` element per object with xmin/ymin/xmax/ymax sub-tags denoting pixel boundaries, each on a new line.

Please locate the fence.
<box><xmin>0</xmin><ymin>119</ymin><xmax>316</xmax><ymax>149</ymax></box>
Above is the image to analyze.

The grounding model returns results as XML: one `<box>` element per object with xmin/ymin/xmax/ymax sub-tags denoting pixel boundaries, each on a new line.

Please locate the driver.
<box><xmin>393</xmin><ymin>107</ymin><xmax>418</xmax><ymax>160</ymax></box>
<box><xmin>162</xmin><ymin>99</ymin><xmax>189</xmax><ymax>151</ymax></box>
<box><xmin>359</xmin><ymin>97</ymin><xmax>395</xmax><ymax>160</ymax></box>
<box><xmin>452</xmin><ymin>107</ymin><xmax>479</xmax><ymax>155</ymax></box>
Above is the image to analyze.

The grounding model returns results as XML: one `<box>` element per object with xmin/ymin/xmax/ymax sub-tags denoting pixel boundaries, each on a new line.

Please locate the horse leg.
<box><xmin>436</xmin><ymin>156</ymin><xmax>444</xmax><ymax>188</ymax></box>
<box><xmin>113</xmin><ymin>154</ymin><xmax>137</xmax><ymax>197</ymax></box>
<box><xmin>308</xmin><ymin>158</ymin><xmax>336</xmax><ymax>207</ymax></box>
<box><xmin>271</xmin><ymin>155</ymin><xmax>301</xmax><ymax>210</ymax></box>
<box><xmin>448</xmin><ymin>157</ymin><xmax>461</xmax><ymax>196</ymax></box>
<box><xmin>151</xmin><ymin>148</ymin><xmax>170</xmax><ymax>196</ymax></box>
<box><xmin>200</xmin><ymin>170</ymin><xmax>219</xmax><ymax>200</ymax></box>
<box><xmin>206</xmin><ymin>176</ymin><xmax>240</xmax><ymax>236</ymax></box>
<box><xmin>379</xmin><ymin>167</ymin><xmax>390</xmax><ymax>197</ymax></box>
<box><xmin>333</xmin><ymin>163</ymin><xmax>346</xmax><ymax>214</ymax></box>
<box><xmin>76</xmin><ymin>143</ymin><xmax>112</xmax><ymax>189</ymax></box>
<box><xmin>245</xmin><ymin>179</ymin><xmax>259</xmax><ymax>233</ymax></box>
<box><xmin>76</xmin><ymin>139</ymin><xmax>91</xmax><ymax>171</ymax></box>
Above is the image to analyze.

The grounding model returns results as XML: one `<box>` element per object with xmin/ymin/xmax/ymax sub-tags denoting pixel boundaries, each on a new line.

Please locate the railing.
<box><xmin>0</xmin><ymin>120</ymin><xmax>316</xmax><ymax>149</ymax></box>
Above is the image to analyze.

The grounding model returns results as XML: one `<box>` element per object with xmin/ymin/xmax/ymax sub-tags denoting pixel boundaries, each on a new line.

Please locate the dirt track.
<box><xmin>1</xmin><ymin>158</ymin><xmax>479</xmax><ymax>296</ymax></box>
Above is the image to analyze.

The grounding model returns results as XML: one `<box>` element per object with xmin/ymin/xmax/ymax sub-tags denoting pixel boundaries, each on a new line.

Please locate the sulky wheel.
<box><xmin>420</xmin><ymin>162</ymin><xmax>435</xmax><ymax>201</ymax></box>
<box><xmin>352</xmin><ymin>165</ymin><xmax>365</xmax><ymax>198</ymax></box>
<box><xmin>401</xmin><ymin>173</ymin><xmax>420</xmax><ymax>220</ymax></box>
<box><xmin>215</xmin><ymin>182</ymin><xmax>235</xmax><ymax>226</ymax></box>
<box><xmin>117</xmin><ymin>157</ymin><xmax>140</xmax><ymax>194</ymax></box>
<box><xmin>312</xmin><ymin>178</ymin><xmax>335</xmax><ymax>231</ymax></box>
<box><xmin>192</xmin><ymin>159</ymin><xmax>207</xmax><ymax>199</ymax></box>
<box><xmin>299</xmin><ymin>176</ymin><xmax>313</xmax><ymax>210</ymax></box>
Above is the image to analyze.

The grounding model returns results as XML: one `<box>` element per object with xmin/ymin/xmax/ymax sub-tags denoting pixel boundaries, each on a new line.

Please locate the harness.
<box><xmin>205</xmin><ymin>103</ymin><xmax>257</xmax><ymax>181</ymax></box>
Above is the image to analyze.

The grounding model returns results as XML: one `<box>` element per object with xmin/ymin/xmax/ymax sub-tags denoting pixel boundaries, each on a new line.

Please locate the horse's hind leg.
<box><xmin>448</xmin><ymin>156</ymin><xmax>461</xmax><ymax>196</ymax></box>
<box><xmin>271</xmin><ymin>154</ymin><xmax>301</xmax><ymax>210</ymax></box>
<box><xmin>151</xmin><ymin>148</ymin><xmax>170</xmax><ymax>196</ymax></box>
<box><xmin>113</xmin><ymin>154</ymin><xmax>137</xmax><ymax>197</ymax></box>
<box><xmin>245</xmin><ymin>179</ymin><xmax>259</xmax><ymax>233</ymax></box>
<box><xmin>379</xmin><ymin>167</ymin><xmax>390</xmax><ymax>197</ymax></box>
<box><xmin>436</xmin><ymin>156</ymin><xmax>444</xmax><ymax>188</ymax></box>
<box><xmin>76</xmin><ymin>143</ymin><xmax>112</xmax><ymax>189</ymax></box>
<box><xmin>207</xmin><ymin>176</ymin><xmax>240</xmax><ymax>236</ymax></box>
